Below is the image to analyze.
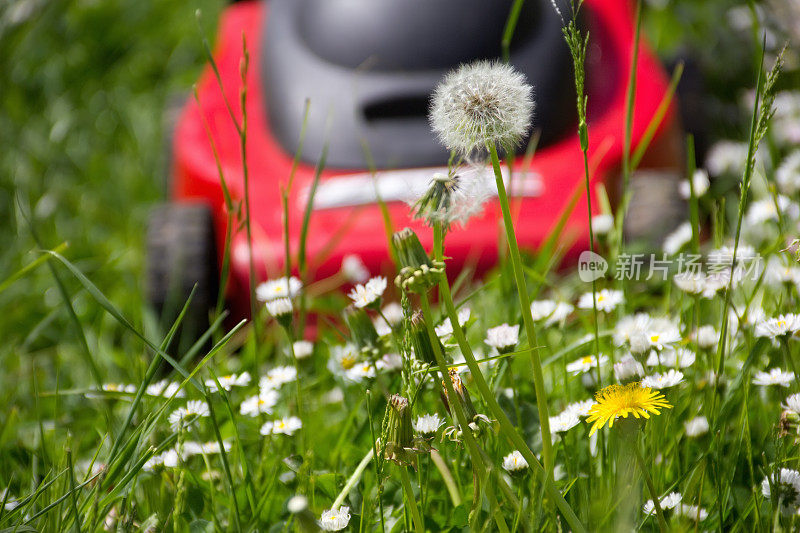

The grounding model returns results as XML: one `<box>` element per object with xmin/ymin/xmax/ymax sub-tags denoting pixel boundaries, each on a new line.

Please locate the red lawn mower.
<box><xmin>147</xmin><ymin>0</ymin><xmax>685</xmax><ymax>332</ymax></box>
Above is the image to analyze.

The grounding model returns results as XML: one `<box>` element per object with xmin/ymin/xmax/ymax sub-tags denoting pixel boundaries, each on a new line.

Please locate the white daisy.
<box><xmin>694</xmin><ymin>326</ymin><xmax>718</xmax><ymax>349</ymax></box>
<box><xmin>183</xmin><ymin>440</ymin><xmax>232</xmax><ymax>457</ymax></box>
<box><xmin>266</xmin><ymin>297</ymin><xmax>293</xmax><ymax>318</ymax></box>
<box><xmin>502</xmin><ymin>450</ymin><xmax>529</xmax><ymax>474</ymax></box>
<box><xmin>755</xmin><ymin>314</ymin><xmax>800</xmax><ymax>338</ymax></box>
<box><xmin>328</xmin><ymin>344</ymin><xmax>360</xmax><ymax>377</ymax></box>
<box><xmin>752</xmin><ymin>368</ymin><xmax>795</xmax><ymax>387</ymax></box>
<box><xmin>348</xmin><ymin>276</ymin><xmax>387</xmax><ymax>308</ymax></box>
<box><xmin>205</xmin><ymin>372</ymin><xmax>251</xmax><ymax>392</ymax></box>
<box><xmin>679</xmin><ymin>169</ymin><xmax>710</xmax><ymax>199</ymax></box>
<box><xmin>646</xmin><ymin>318</ymin><xmax>682</xmax><ymax>351</ymax></box>
<box><xmin>260</xmin><ymin>416</ymin><xmax>303</xmax><ymax>437</ymax></box>
<box><xmin>591</xmin><ymin>214</ymin><xmax>614</xmax><ymax>235</ymax></box>
<box><xmin>344</xmin><ymin>361</ymin><xmax>377</xmax><ymax>382</ymax></box>
<box><xmin>684</xmin><ymin>416</ymin><xmax>709</xmax><ymax>437</ymax></box>
<box><xmin>530</xmin><ymin>300</ymin><xmax>573</xmax><ymax>325</ymax></box>
<box><xmin>577</xmin><ymin>289</ymin><xmax>624</xmax><ymax>313</ymax></box>
<box><xmin>643</xmin><ymin>492</ymin><xmax>682</xmax><ymax>515</ymax></box>
<box><xmin>784</xmin><ymin>393</ymin><xmax>800</xmax><ymax>414</ymax></box>
<box><xmin>614</xmin><ymin>354</ymin><xmax>645</xmax><ymax>381</ymax></box>
<box><xmin>676</xmin><ymin>503</ymin><xmax>708</xmax><ymax>521</ymax></box>
<box><xmin>292</xmin><ymin>340</ymin><xmax>314</xmax><ymax>360</ymax></box>
<box><xmin>566</xmin><ymin>354</ymin><xmax>608</xmax><ymax>375</ymax></box>
<box><xmin>484</xmin><ymin>323</ymin><xmax>520</xmax><ymax>352</ymax></box>
<box><xmin>319</xmin><ymin>506</ymin><xmax>351</xmax><ymax>531</ymax></box>
<box><xmin>614</xmin><ymin>313</ymin><xmax>653</xmax><ymax>347</ymax></box>
<box><xmin>374</xmin><ymin>302</ymin><xmax>404</xmax><ymax>337</ymax></box>
<box><xmin>101</xmin><ymin>383</ymin><xmax>136</xmax><ymax>394</ymax></box>
<box><xmin>641</xmin><ymin>369</ymin><xmax>684</xmax><ymax>389</ymax></box>
<box><xmin>564</xmin><ymin>399</ymin><xmax>595</xmax><ymax>418</ymax></box>
<box><xmin>762</xmin><ymin>468</ymin><xmax>800</xmax><ymax>516</ymax></box>
<box><xmin>777</xmin><ymin>150</ymin><xmax>800</xmax><ymax>195</ymax></box>
<box><xmin>745</xmin><ymin>196</ymin><xmax>800</xmax><ymax>226</ymax></box>
<box><xmin>256</xmin><ymin>276</ymin><xmax>302</xmax><ymax>302</ymax></box>
<box><xmin>340</xmin><ymin>255</ymin><xmax>369</xmax><ymax>283</ymax></box>
<box><xmin>239</xmin><ymin>390</ymin><xmax>280</xmax><ymax>417</ymax></box>
<box><xmin>646</xmin><ymin>347</ymin><xmax>695</xmax><ymax>368</ymax></box>
<box><xmin>260</xmin><ymin>366</ymin><xmax>298</xmax><ymax>390</ymax></box>
<box><xmin>413</xmin><ymin>413</ymin><xmax>444</xmax><ymax>436</ymax></box>
<box><xmin>168</xmin><ymin>400</ymin><xmax>210</xmax><ymax>431</ymax></box>
<box><xmin>662</xmin><ymin>222</ymin><xmax>692</xmax><ymax>255</ymax></box>
<box><xmin>705</xmin><ymin>140</ymin><xmax>748</xmax><ymax>176</ymax></box>
<box><xmin>146</xmin><ymin>380</ymin><xmax>185</xmax><ymax>398</ymax></box>
<box><xmin>549</xmin><ymin>411</ymin><xmax>581</xmax><ymax>433</ymax></box>
<box><xmin>435</xmin><ymin>307</ymin><xmax>471</xmax><ymax>338</ymax></box>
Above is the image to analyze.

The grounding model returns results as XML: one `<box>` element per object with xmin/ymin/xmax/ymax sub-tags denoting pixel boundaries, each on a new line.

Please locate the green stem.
<box><xmin>418</xmin><ymin>293</ymin><xmax>510</xmax><ymax>533</ymax></box>
<box><xmin>332</xmin><ymin>448</ymin><xmax>374</xmax><ymax>510</ymax></box>
<box><xmin>433</xmin><ymin>220</ymin><xmax>584</xmax><ymax>532</ymax></box>
<box><xmin>399</xmin><ymin>466</ymin><xmax>425</xmax><ymax>533</ymax></box>
<box><xmin>430</xmin><ymin>450</ymin><xmax>462</xmax><ymax>506</ymax></box>
<box><xmin>634</xmin><ymin>442</ymin><xmax>668</xmax><ymax>532</ymax></box>
<box><xmin>488</xmin><ymin>143</ymin><xmax>553</xmax><ymax>475</ymax></box>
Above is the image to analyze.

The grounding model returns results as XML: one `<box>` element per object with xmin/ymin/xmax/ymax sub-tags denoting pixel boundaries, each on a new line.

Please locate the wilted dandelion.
<box><xmin>585</xmin><ymin>382</ymin><xmax>672</xmax><ymax>435</ymax></box>
<box><xmin>411</xmin><ymin>169</ymin><xmax>494</xmax><ymax>228</ymax></box>
<box><xmin>430</xmin><ymin>60</ymin><xmax>533</xmax><ymax>158</ymax></box>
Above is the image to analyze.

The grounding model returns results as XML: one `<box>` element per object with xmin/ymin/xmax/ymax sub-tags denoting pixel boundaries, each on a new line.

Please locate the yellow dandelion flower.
<box><xmin>586</xmin><ymin>382</ymin><xmax>671</xmax><ymax>435</ymax></box>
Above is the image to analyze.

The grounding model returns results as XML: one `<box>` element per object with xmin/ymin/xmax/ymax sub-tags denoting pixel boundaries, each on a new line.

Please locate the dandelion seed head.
<box><xmin>430</xmin><ymin>60</ymin><xmax>534</xmax><ymax>158</ymax></box>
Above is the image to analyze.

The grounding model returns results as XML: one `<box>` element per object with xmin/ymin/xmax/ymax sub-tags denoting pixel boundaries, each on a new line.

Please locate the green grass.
<box><xmin>2</xmin><ymin>0</ymin><xmax>800</xmax><ymax>531</ymax></box>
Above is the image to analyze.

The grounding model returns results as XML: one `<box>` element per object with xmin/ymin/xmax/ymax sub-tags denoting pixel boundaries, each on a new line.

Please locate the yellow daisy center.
<box><xmin>581</xmin><ymin>356</ymin><xmax>593</xmax><ymax>365</ymax></box>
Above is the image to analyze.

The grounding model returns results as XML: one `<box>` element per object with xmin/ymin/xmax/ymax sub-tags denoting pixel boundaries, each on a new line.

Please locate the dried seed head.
<box><xmin>430</xmin><ymin>60</ymin><xmax>534</xmax><ymax>158</ymax></box>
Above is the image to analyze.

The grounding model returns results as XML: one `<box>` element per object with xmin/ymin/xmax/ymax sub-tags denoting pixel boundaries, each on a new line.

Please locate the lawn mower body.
<box><xmin>165</xmin><ymin>0</ymin><xmax>682</xmax><ymax>318</ymax></box>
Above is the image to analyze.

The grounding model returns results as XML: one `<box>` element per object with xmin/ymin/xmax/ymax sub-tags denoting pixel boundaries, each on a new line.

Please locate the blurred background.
<box><xmin>0</xmin><ymin>0</ymin><xmax>798</xmax><ymax>401</ymax></box>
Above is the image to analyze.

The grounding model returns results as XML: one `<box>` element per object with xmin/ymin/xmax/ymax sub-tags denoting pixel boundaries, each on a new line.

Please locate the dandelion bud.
<box><xmin>344</xmin><ymin>306</ymin><xmax>379</xmax><ymax>352</ymax></box>
<box><xmin>392</xmin><ymin>228</ymin><xmax>444</xmax><ymax>293</ymax></box>
<box><xmin>430</xmin><ymin>60</ymin><xmax>534</xmax><ymax>158</ymax></box>
<box><xmin>410</xmin><ymin>311</ymin><xmax>441</xmax><ymax>365</ymax></box>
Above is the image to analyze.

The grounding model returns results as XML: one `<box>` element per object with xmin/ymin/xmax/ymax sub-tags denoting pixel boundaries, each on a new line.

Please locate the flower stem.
<box><xmin>418</xmin><ymin>292</ymin><xmax>510</xmax><ymax>533</ymax></box>
<box><xmin>633</xmin><ymin>442</ymin><xmax>668</xmax><ymax>532</ymax></box>
<box><xmin>332</xmin><ymin>448</ymin><xmax>374</xmax><ymax>510</ymax></box>
<box><xmin>432</xmin><ymin>219</ymin><xmax>584</xmax><ymax>532</ymax></box>
<box><xmin>487</xmin><ymin>143</ymin><xmax>554</xmax><ymax>475</ymax></box>
<box><xmin>399</xmin><ymin>465</ymin><xmax>425</xmax><ymax>533</ymax></box>
<box><xmin>430</xmin><ymin>449</ymin><xmax>461</xmax><ymax>506</ymax></box>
